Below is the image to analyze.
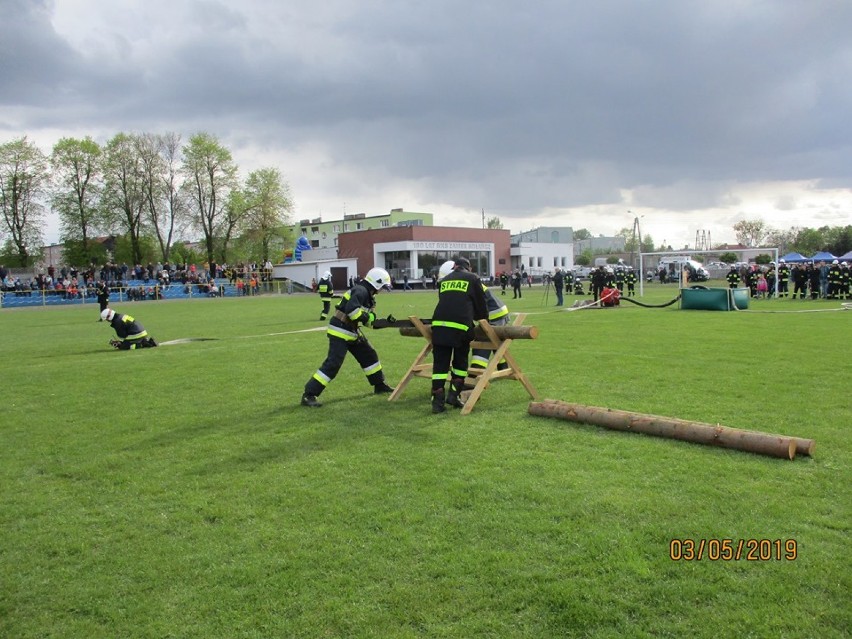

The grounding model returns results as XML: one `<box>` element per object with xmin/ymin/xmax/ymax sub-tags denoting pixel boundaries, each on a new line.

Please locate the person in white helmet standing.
<box><xmin>301</xmin><ymin>267</ymin><xmax>395</xmax><ymax>407</ymax></box>
<box><xmin>317</xmin><ymin>270</ymin><xmax>334</xmax><ymax>321</ymax></box>
<box><xmin>429</xmin><ymin>257</ymin><xmax>488</xmax><ymax>414</ymax></box>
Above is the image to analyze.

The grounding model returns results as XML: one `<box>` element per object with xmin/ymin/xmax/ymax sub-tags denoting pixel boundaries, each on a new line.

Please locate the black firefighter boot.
<box><xmin>431</xmin><ymin>387</ymin><xmax>446</xmax><ymax>414</ymax></box>
<box><xmin>446</xmin><ymin>380</ymin><xmax>465</xmax><ymax>409</ymax></box>
<box><xmin>373</xmin><ymin>381</ymin><xmax>395</xmax><ymax>394</ymax></box>
<box><xmin>301</xmin><ymin>392</ymin><xmax>322</xmax><ymax>407</ymax></box>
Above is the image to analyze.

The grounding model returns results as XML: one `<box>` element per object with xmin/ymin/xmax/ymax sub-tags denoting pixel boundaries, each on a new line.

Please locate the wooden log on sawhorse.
<box><xmin>388</xmin><ymin>313</ymin><xmax>540</xmax><ymax>414</ymax></box>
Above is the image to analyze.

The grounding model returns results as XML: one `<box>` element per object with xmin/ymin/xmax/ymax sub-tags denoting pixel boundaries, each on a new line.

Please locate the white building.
<box><xmin>510</xmin><ymin>227</ymin><xmax>575</xmax><ymax>275</ymax></box>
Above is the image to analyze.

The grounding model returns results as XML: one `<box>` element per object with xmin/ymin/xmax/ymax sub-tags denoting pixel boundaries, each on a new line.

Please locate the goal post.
<box><xmin>638</xmin><ymin>248</ymin><xmax>779</xmax><ymax>297</ymax></box>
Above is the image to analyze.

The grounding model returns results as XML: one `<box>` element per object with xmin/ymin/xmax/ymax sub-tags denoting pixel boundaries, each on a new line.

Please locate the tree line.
<box><xmin>733</xmin><ymin>219</ymin><xmax>851</xmax><ymax>256</ymax></box>
<box><xmin>0</xmin><ymin>133</ymin><xmax>294</xmax><ymax>268</ymax></box>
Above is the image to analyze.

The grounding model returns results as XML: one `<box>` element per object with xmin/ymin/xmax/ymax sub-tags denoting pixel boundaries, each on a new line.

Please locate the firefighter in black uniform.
<box><xmin>317</xmin><ymin>270</ymin><xmax>334</xmax><ymax>321</ymax></box>
<box><xmin>841</xmin><ymin>261</ymin><xmax>850</xmax><ymax>299</ymax></box>
<box><xmin>499</xmin><ymin>272</ymin><xmax>509</xmax><ymax>295</ymax></box>
<box><xmin>430</xmin><ymin>257</ymin><xmax>488</xmax><ymax>413</ymax></box>
<box><xmin>511</xmin><ymin>270</ymin><xmax>523</xmax><ymax>299</ymax></box>
<box><xmin>301</xmin><ymin>268</ymin><xmax>394</xmax><ymax>407</ymax></box>
<box><xmin>591</xmin><ymin>266</ymin><xmax>607</xmax><ymax>301</ymax></box>
<box><xmin>614</xmin><ymin>266</ymin><xmax>625</xmax><ymax>293</ymax></box>
<box><xmin>96</xmin><ymin>280</ymin><xmax>110</xmax><ymax>318</ymax></box>
<box><xmin>827</xmin><ymin>260</ymin><xmax>842</xmax><ymax>299</ymax></box>
<box><xmin>625</xmin><ymin>268</ymin><xmax>637</xmax><ymax>296</ymax></box>
<box><xmin>726</xmin><ymin>265</ymin><xmax>740</xmax><ymax>289</ymax></box>
<box><xmin>777</xmin><ymin>260</ymin><xmax>790</xmax><ymax>297</ymax></box>
<box><xmin>808</xmin><ymin>263</ymin><xmax>821</xmax><ymax>300</ymax></box>
<box><xmin>468</xmin><ymin>267</ymin><xmax>510</xmax><ymax>374</ymax></box>
<box><xmin>101</xmin><ymin>308</ymin><xmax>158</xmax><ymax>349</ymax></box>
<box><xmin>792</xmin><ymin>263</ymin><xmax>808</xmax><ymax>299</ymax></box>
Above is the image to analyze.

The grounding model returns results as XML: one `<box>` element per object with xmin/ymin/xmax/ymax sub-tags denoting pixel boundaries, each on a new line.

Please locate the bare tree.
<box><xmin>50</xmin><ymin>136</ymin><xmax>103</xmax><ymax>261</ymax></box>
<box><xmin>0</xmin><ymin>137</ymin><xmax>49</xmax><ymax>266</ymax></box>
<box><xmin>137</xmin><ymin>132</ymin><xmax>187</xmax><ymax>263</ymax></box>
<box><xmin>765</xmin><ymin>227</ymin><xmax>798</xmax><ymax>255</ymax></box>
<box><xmin>733</xmin><ymin>219</ymin><xmax>767</xmax><ymax>247</ymax></box>
<box><xmin>181</xmin><ymin>133</ymin><xmax>238</xmax><ymax>267</ymax></box>
<box><xmin>102</xmin><ymin>133</ymin><xmax>147</xmax><ymax>265</ymax></box>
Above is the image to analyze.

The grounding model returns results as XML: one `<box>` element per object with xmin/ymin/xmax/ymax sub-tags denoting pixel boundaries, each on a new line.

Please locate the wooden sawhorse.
<box><xmin>388</xmin><ymin>314</ymin><xmax>540</xmax><ymax>415</ymax></box>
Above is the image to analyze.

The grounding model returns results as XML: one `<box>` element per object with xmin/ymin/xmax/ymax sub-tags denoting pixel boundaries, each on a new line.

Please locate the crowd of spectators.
<box><xmin>727</xmin><ymin>260</ymin><xmax>851</xmax><ymax>300</ymax></box>
<box><xmin>1</xmin><ymin>259</ymin><xmax>279</xmax><ymax>302</ymax></box>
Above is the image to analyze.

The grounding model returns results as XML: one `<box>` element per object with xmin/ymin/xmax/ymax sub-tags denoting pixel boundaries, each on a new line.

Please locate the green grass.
<box><xmin>1</xmin><ymin>283</ymin><xmax>849</xmax><ymax>638</ymax></box>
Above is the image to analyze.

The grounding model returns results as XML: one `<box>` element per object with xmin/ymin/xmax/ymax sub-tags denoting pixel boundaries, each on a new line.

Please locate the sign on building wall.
<box><xmin>410</xmin><ymin>242</ymin><xmax>493</xmax><ymax>250</ymax></box>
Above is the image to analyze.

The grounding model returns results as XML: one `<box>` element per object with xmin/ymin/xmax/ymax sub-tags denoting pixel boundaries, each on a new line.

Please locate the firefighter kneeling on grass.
<box><xmin>101</xmin><ymin>308</ymin><xmax>158</xmax><ymax>349</ymax></box>
<box><xmin>301</xmin><ymin>267</ymin><xmax>395</xmax><ymax>407</ymax></box>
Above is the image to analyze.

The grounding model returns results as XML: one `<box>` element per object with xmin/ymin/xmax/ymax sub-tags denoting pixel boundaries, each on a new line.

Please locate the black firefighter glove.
<box><xmin>371</xmin><ymin>314</ymin><xmax>398</xmax><ymax>329</ymax></box>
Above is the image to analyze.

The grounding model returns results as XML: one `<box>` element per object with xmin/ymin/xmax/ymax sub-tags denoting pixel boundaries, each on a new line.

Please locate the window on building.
<box><xmin>311</xmin><ymin>226</ymin><xmax>319</xmax><ymax>235</ymax></box>
<box><xmin>381</xmin><ymin>220</ymin><xmax>389</xmax><ymax>227</ymax></box>
<box><xmin>333</xmin><ymin>224</ymin><xmax>340</xmax><ymax>232</ymax></box>
<box><xmin>356</xmin><ymin>222</ymin><xmax>363</xmax><ymax>230</ymax></box>
<box><xmin>537</xmin><ymin>257</ymin><xmax>542</xmax><ymax>268</ymax></box>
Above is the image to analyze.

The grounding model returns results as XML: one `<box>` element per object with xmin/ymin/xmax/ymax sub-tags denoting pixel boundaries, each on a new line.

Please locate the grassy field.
<box><xmin>1</xmin><ymin>283</ymin><xmax>849</xmax><ymax>638</ymax></box>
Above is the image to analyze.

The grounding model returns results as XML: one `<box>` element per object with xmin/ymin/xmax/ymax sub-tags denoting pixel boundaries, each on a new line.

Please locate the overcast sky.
<box><xmin>2</xmin><ymin>0</ymin><xmax>851</xmax><ymax>249</ymax></box>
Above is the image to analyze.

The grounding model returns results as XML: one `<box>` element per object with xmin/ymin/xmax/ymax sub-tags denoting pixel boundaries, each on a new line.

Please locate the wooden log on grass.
<box><xmin>528</xmin><ymin>400</ymin><xmax>815</xmax><ymax>460</ymax></box>
<box><xmin>399</xmin><ymin>324</ymin><xmax>538</xmax><ymax>340</ymax></box>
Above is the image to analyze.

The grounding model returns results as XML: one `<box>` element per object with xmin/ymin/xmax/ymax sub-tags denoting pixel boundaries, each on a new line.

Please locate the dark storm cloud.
<box><xmin>3</xmin><ymin>0</ymin><xmax>851</xmax><ymax>229</ymax></box>
<box><xmin>0</xmin><ymin>0</ymin><xmax>79</xmax><ymax>104</ymax></box>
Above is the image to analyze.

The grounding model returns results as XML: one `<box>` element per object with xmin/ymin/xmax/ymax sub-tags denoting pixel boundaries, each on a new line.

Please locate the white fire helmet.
<box><xmin>364</xmin><ymin>267</ymin><xmax>391</xmax><ymax>291</ymax></box>
<box><xmin>438</xmin><ymin>260</ymin><xmax>456</xmax><ymax>279</ymax></box>
<box><xmin>101</xmin><ymin>308</ymin><xmax>115</xmax><ymax>321</ymax></box>
<box><xmin>323</xmin><ymin>270</ymin><xmax>332</xmax><ymax>280</ymax></box>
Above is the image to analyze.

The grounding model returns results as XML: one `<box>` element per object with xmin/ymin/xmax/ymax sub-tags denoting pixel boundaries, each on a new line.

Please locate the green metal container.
<box><xmin>681</xmin><ymin>287</ymin><xmax>750</xmax><ymax>311</ymax></box>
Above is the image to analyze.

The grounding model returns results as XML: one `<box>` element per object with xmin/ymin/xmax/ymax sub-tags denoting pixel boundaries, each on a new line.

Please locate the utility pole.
<box><xmin>482</xmin><ymin>208</ymin><xmax>485</xmax><ymax>229</ymax></box>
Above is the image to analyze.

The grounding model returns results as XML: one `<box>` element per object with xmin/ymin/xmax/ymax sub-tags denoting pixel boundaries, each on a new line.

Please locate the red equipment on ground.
<box><xmin>600</xmin><ymin>287</ymin><xmax>620</xmax><ymax>307</ymax></box>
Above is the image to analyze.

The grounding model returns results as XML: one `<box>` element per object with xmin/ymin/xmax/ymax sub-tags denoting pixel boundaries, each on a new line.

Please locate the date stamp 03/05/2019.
<box><xmin>669</xmin><ymin>538</ymin><xmax>798</xmax><ymax>561</ymax></box>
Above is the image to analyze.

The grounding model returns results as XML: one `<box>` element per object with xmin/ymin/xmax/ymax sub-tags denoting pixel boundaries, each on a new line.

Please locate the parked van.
<box><xmin>658</xmin><ymin>256</ymin><xmax>710</xmax><ymax>282</ymax></box>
